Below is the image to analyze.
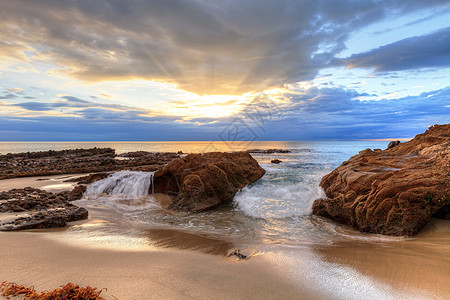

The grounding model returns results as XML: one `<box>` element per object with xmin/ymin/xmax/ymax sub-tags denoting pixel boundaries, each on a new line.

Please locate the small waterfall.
<box><xmin>85</xmin><ymin>171</ymin><xmax>153</xmax><ymax>198</ymax></box>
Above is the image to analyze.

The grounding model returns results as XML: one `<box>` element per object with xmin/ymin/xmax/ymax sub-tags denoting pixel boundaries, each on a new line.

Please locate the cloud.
<box><xmin>265</xmin><ymin>86</ymin><xmax>450</xmax><ymax>140</ymax></box>
<box><xmin>0</xmin><ymin>93</ymin><xmax>17</xmax><ymax>100</ymax></box>
<box><xmin>1</xmin><ymin>86</ymin><xmax>448</xmax><ymax>141</ymax></box>
<box><xmin>340</xmin><ymin>26</ymin><xmax>450</xmax><ymax>72</ymax></box>
<box><xmin>1</xmin><ymin>1</ymin><xmax>449</xmax><ymax>95</ymax></box>
<box><xmin>3</xmin><ymin>95</ymin><xmax>183</xmax><ymax>123</ymax></box>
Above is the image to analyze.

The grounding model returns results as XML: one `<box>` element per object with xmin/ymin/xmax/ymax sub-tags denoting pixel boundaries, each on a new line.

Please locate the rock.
<box><xmin>271</xmin><ymin>159</ymin><xmax>282</xmax><ymax>164</ymax></box>
<box><xmin>65</xmin><ymin>172</ymin><xmax>110</xmax><ymax>184</ymax></box>
<box><xmin>151</xmin><ymin>152</ymin><xmax>266</xmax><ymax>212</ymax></box>
<box><xmin>247</xmin><ymin>149</ymin><xmax>291</xmax><ymax>153</ymax></box>
<box><xmin>64</xmin><ymin>185</ymin><xmax>87</xmax><ymax>201</ymax></box>
<box><xmin>0</xmin><ymin>148</ymin><xmax>179</xmax><ymax>180</ymax></box>
<box><xmin>228</xmin><ymin>249</ymin><xmax>247</xmax><ymax>260</ymax></box>
<box><xmin>0</xmin><ymin>187</ymin><xmax>89</xmax><ymax>231</ymax></box>
<box><xmin>312</xmin><ymin>124</ymin><xmax>450</xmax><ymax>236</ymax></box>
<box><xmin>387</xmin><ymin>140</ymin><xmax>401</xmax><ymax>149</ymax></box>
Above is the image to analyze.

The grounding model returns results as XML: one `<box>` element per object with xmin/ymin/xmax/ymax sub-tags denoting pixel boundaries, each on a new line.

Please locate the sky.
<box><xmin>0</xmin><ymin>0</ymin><xmax>449</xmax><ymax>141</ymax></box>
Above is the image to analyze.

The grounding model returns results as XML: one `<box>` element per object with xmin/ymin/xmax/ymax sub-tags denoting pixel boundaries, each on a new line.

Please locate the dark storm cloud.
<box><xmin>341</xmin><ymin>26</ymin><xmax>450</xmax><ymax>72</ymax></box>
<box><xmin>1</xmin><ymin>0</ymin><xmax>449</xmax><ymax>94</ymax></box>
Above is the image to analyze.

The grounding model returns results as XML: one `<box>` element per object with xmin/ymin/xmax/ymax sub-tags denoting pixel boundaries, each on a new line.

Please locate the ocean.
<box><xmin>1</xmin><ymin>141</ymin><xmax>448</xmax><ymax>299</ymax></box>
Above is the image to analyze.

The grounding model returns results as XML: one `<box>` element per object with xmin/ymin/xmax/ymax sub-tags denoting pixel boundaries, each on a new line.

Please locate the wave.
<box><xmin>233</xmin><ymin>173</ymin><xmax>325</xmax><ymax>219</ymax></box>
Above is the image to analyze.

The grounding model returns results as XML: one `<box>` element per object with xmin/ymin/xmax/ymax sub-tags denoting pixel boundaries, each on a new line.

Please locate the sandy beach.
<box><xmin>2</xmin><ymin>218</ymin><xmax>448</xmax><ymax>300</ymax></box>
<box><xmin>0</xmin><ymin>230</ymin><xmax>314</xmax><ymax>300</ymax></box>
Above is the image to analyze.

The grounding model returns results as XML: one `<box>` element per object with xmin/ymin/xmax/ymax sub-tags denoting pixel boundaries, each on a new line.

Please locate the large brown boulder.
<box><xmin>312</xmin><ymin>124</ymin><xmax>450</xmax><ymax>236</ymax></box>
<box><xmin>151</xmin><ymin>152</ymin><xmax>266</xmax><ymax>212</ymax></box>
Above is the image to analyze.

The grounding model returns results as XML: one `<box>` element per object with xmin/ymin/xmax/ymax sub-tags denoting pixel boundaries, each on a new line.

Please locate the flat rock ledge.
<box><xmin>0</xmin><ymin>148</ymin><xmax>179</xmax><ymax>180</ymax></box>
<box><xmin>151</xmin><ymin>152</ymin><xmax>266</xmax><ymax>212</ymax></box>
<box><xmin>0</xmin><ymin>187</ymin><xmax>87</xmax><ymax>231</ymax></box>
<box><xmin>312</xmin><ymin>124</ymin><xmax>450</xmax><ymax>236</ymax></box>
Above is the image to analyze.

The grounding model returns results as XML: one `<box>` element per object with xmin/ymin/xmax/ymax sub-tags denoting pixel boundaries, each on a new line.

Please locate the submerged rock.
<box><xmin>151</xmin><ymin>152</ymin><xmax>265</xmax><ymax>212</ymax></box>
<box><xmin>312</xmin><ymin>124</ymin><xmax>450</xmax><ymax>236</ymax></box>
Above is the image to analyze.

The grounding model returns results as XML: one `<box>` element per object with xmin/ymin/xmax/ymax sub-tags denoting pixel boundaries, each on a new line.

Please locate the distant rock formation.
<box><xmin>312</xmin><ymin>124</ymin><xmax>450</xmax><ymax>236</ymax></box>
<box><xmin>271</xmin><ymin>159</ymin><xmax>282</xmax><ymax>164</ymax></box>
<box><xmin>151</xmin><ymin>152</ymin><xmax>266</xmax><ymax>212</ymax></box>
<box><xmin>247</xmin><ymin>149</ymin><xmax>291</xmax><ymax>153</ymax></box>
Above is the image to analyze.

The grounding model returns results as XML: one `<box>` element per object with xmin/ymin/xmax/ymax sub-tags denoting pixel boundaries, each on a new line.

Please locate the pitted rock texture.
<box><xmin>312</xmin><ymin>124</ymin><xmax>450</xmax><ymax>236</ymax></box>
<box><xmin>151</xmin><ymin>152</ymin><xmax>266</xmax><ymax>212</ymax></box>
<box><xmin>0</xmin><ymin>187</ymin><xmax>88</xmax><ymax>231</ymax></box>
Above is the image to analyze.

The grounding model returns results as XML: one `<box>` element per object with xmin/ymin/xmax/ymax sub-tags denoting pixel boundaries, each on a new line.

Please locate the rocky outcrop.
<box><xmin>312</xmin><ymin>124</ymin><xmax>450</xmax><ymax>236</ymax></box>
<box><xmin>271</xmin><ymin>159</ymin><xmax>282</xmax><ymax>164</ymax></box>
<box><xmin>247</xmin><ymin>149</ymin><xmax>291</xmax><ymax>153</ymax></box>
<box><xmin>0</xmin><ymin>187</ymin><xmax>88</xmax><ymax>231</ymax></box>
<box><xmin>151</xmin><ymin>152</ymin><xmax>266</xmax><ymax>212</ymax></box>
<box><xmin>0</xmin><ymin>148</ymin><xmax>179</xmax><ymax>180</ymax></box>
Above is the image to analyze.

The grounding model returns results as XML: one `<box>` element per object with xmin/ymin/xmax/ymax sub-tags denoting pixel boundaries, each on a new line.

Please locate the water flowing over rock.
<box><xmin>312</xmin><ymin>124</ymin><xmax>450</xmax><ymax>236</ymax></box>
<box><xmin>85</xmin><ymin>171</ymin><xmax>152</xmax><ymax>199</ymax></box>
<box><xmin>151</xmin><ymin>152</ymin><xmax>266</xmax><ymax>212</ymax></box>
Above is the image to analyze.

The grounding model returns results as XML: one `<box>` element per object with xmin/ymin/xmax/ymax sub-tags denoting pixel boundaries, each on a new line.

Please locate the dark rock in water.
<box><xmin>247</xmin><ymin>149</ymin><xmax>291</xmax><ymax>154</ymax></box>
<box><xmin>177</xmin><ymin>151</ymin><xmax>183</xmax><ymax>154</ymax></box>
<box><xmin>151</xmin><ymin>152</ymin><xmax>266</xmax><ymax>212</ymax></box>
<box><xmin>271</xmin><ymin>159</ymin><xmax>282</xmax><ymax>164</ymax></box>
<box><xmin>0</xmin><ymin>187</ymin><xmax>89</xmax><ymax>231</ymax></box>
<box><xmin>387</xmin><ymin>140</ymin><xmax>401</xmax><ymax>149</ymax></box>
<box><xmin>312</xmin><ymin>124</ymin><xmax>450</xmax><ymax>236</ymax></box>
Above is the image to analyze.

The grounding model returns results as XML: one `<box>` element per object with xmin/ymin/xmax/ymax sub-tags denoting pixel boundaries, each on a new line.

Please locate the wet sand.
<box><xmin>0</xmin><ymin>231</ymin><xmax>313</xmax><ymax>300</ymax></box>
<box><xmin>0</xmin><ymin>173</ymin><xmax>86</xmax><ymax>192</ymax></box>
<box><xmin>313</xmin><ymin>219</ymin><xmax>450</xmax><ymax>299</ymax></box>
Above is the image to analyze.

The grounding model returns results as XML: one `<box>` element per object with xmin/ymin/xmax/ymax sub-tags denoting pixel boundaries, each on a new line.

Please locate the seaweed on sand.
<box><xmin>0</xmin><ymin>281</ymin><xmax>108</xmax><ymax>299</ymax></box>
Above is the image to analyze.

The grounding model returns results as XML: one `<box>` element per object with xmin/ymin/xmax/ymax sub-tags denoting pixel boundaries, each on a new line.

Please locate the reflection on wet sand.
<box><xmin>313</xmin><ymin>219</ymin><xmax>450</xmax><ymax>299</ymax></box>
<box><xmin>145</xmin><ymin>228</ymin><xmax>235</xmax><ymax>256</ymax></box>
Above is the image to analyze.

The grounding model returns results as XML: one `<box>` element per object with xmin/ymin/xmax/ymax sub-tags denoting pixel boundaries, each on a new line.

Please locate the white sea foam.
<box><xmin>233</xmin><ymin>173</ymin><xmax>325</xmax><ymax>219</ymax></box>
